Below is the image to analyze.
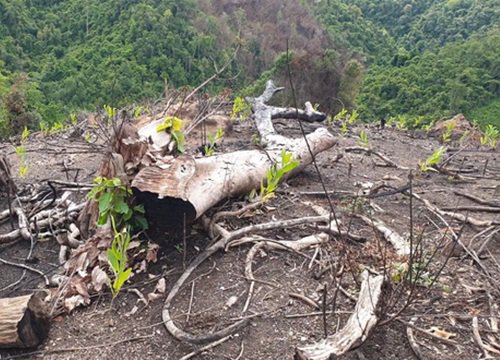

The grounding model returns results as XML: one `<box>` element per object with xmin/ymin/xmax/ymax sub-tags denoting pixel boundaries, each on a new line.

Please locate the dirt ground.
<box><xmin>0</xmin><ymin>107</ymin><xmax>499</xmax><ymax>360</ymax></box>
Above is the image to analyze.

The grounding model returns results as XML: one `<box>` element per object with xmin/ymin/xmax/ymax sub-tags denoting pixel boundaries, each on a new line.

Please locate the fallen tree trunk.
<box><xmin>132</xmin><ymin>80</ymin><xmax>336</xmax><ymax>228</ymax></box>
<box><xmin>0</xmin><ymin>292</ymin><xmax>50</xmax><ymax>349</ymax></box>
<box><xmin>295</xmin><ymin>271</ymin><xmax>385</xmax><ymax>359</ymax></box>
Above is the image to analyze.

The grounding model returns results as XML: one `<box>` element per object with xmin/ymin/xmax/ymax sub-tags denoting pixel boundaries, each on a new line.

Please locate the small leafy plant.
<box><xmin>441</xmin><ymin>122</ymin><xmax>455</xmax><ymax>143</ymax></box>
<box><xmin>418</xmin><ymin>146</ymin><xmax>446</xmax><ymax>172</ymax></box>
<box><xmin>87</xmin><ymin>177</ymin><xmax>148</xmax><ymax>230</ymax></box>
<box><xmin>259</xmin><ymin>150</ymin><xmax>300</xmax><ymax>201</ymax></box>
<box><xmin>341</xmin><ymin>121</ymin><xmax>348</xmax><ymax>135</ymax></box>
<box><xmin>107</xmin><ymin>216</ymin><xmax>133</xmax><ymax>298</ymax></box>
<box><xmin>251</xmin><ymin>134</ymin><xmax>261</xmax><ymax>146</ymax></box>
<box><xmin>70</xmin><ymin>113</ymin><xmax>77</xmax><ymax>125</ymax></box>
<box><xmin>104</xmin><ymin>105</ymin><xmax>117</xmax><ymax>120</ymax></box>
<box><xmin>332</xmin><ymin>108</ymin><xmax>347</xmax><ymax>124</ymax></box>
<box><xmin>15</xmin><ymin>127</ymin><xmax>30</xmax><ymax>177</ymax></box>
<box><xmin>480</xmin><ymin>124</ymin><xmax>499</xmax><ymax>148</ymax></box>
<box><xmin>231</xmin><ymin>96</ymin><xmax>252</xmax><ymax>121</ymax></box>
<box><xmin>203</xmin><ymin>128</ymin><xmax>224</xmax><ymax>156</ymax></box>
<box><xmin>156</xmin><ymin>116</ymin><xmax>185</xmax><ymax>154</ymax></box>
<box><xmin>329</xmin><ymin>108</ymin><xmax>358</xmax><ymax>135</ymax></box>
<box><xmin>358</xmin><ymin>129</ymin><xmax>369</xmax><ymax>147</ymax></box>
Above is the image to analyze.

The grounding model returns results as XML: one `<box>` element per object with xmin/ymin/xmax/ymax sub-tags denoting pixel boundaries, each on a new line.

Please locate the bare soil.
<box><xmin>0</xmin><ymin>114</ymin><xmax>499</xmax><ymax>360</ymax></box>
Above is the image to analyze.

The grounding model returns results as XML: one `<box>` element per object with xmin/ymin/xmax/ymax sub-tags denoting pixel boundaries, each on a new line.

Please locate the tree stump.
<box><xmin>0</xmin><ymin>292</ymin><xmax>50</xmax><ymax>348</ymax></box>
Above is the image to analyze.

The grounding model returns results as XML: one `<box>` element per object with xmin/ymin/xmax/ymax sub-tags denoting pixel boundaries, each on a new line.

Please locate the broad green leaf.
<box><xmin>113</xmin><ymin>267</ymin><xmax>132</xmax><ymax>292</ymax></box>
<box><xmin>114</xmin><ymin>200</ymin><xmax>129</xmax><ymax>214</ymax></box>
<box><xmin>98</xmin><ymin>192</ymin><xmax>113</xmax><ymax>213</ymax></box>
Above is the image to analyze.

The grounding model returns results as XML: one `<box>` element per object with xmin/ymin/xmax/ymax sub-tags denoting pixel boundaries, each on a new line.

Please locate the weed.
<box><xmin>104</xmin><ymin>105</ymin><xmax>117</xmax><ymax>120</ymax></box>
<box><xmin>333</xmin><ymin>108</ymin><xmax>348</xmax><ymax>124</ymax></box>
<box><xmin>156</xmin><ymin>116</ymin><xmax>185</xmax><ymax>154</ymax></box>
<box><xmin>231</xmin><ymin>96</ymin><xmax>252</xmax><ymax>121</ymax></box>
<box><xmin>87</xmin><ymin>176</ymin><xmax>148</xmax><ymax>230</ymax></box>
<box><xmin>107</xmin><ymin>216</ymin><xmax>133</xmax><ymax>298</ymax></box>
<box><xmin>442</xmin><ymin>122</ymin><xmax>455</xmax><ymax>143</ymax></box>
<box><xmin>391</xmin><ymin>260</ymin><xmax>435</xmax><ymax>288</ymax></box>
<box><xmin>330</xmin><ymin>108</ymin><xmax>358</xmax><ymax>136</ymax></box>
<box><xmin>259</xmin><ymin>149</ymin><xmax>300</xmax><ymax>201</ymax></box>
<box><xmin>174</xmin><ymin>243</ymin><xmax>184</xmax><ymax>254</ymax></box>
<box><xmin>341</xmin><ymin>121</ymin><xmax>348</xmax><ymax>135</ymax></box>
<box><xmin>480</xmin><ymin>124</ymin><xmax>499</xmax><ymax>148</ymax></box>
<box><xmin>203</xmin><ymin>128</ymin><xmax>224</xmax><ymax>156</ymax></box>
<box><xmin>133</xmin><ymin>106</ymin><xmax>144</xmax><ymax>120</ymax></box>
<box><xmin>358</xmin><ymin>129</ymin><xmax>369</xmax><ymax>147</ymax></box>
<box><xmin>70</xmin><ymin>113</ymin><xmax>77</xmax><ymax>125</ymax></box>
<box><xmin>395</xmin><ymin>115</ymin><xmax>408</xmax><ymax>130</ymax></box>
<box><xmin>15</xmin><ymin>127</ymin><xmax>30</xmax><ymax>177</ymax></box>
<box><xmin>251</xmin><ymin>134</ymin><xmax>261</xmax><ymax>146</ymax></box>
<box><xmin>418</xmin><ymin>146</ymin><xmax>446</xmax><ymax>172</ymax></box>
<box><xmin>49</xmin><ymin>121</ymin><xmax>66</xmax><ymax>134</ymax></box>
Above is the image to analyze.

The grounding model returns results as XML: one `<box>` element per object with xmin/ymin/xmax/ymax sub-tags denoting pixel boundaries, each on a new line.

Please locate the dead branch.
<box><xmin>344</xmin><ymin>146</ymin><xmax>409</xmax><ymax>170</ymax></box>
<box><xmin>0</xmin><ymin>257</ymin><xmax>49</xmax><ymax>286</ymax></box>
<box><xmin>453</xmin><ymin>190</ymin><xmax>500</xmax><ymax>207</ymax></box>
<box><xmin>472</xmin><ymin>316</ymin><xmax>500</xmax><ymax>357</ymax></box>
<box><xmin>442</xmin><ymin>205</ymin><xmax>500</xmax><ymax>213</ymax></box>
<box><xmin>162</xmin><ymin>215</ymin><xmax>330</xmax><ymax>344</ymax></box>
<box><xmin>295</xmin><ymin>271</ymin><xmax>385</xmax><ymax>359</ymax></box>
<box><xmin>411</xmin><ymin>192</ymin><xmax>498</xmax><ymax>227</ymax></box>
<box><xmin>179</xmin><ymin>335</ymin><xmax>233</xmax><ymax>360</ymax></box>
<box><xmin>239</xmin><ymin>233</ymin><xmax>328</xmax><ymax>313</ymax></box>
<box><xmin>355</xmin><ymin>214</ymin><xmax>410</xmax><ymax>256</ymax></box>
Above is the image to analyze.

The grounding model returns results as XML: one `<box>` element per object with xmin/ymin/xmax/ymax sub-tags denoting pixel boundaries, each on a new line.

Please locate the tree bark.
<box><xmin>0</xmin><ymin>292</ymin><xmax>50</xmax><ymax>349</ymax></box>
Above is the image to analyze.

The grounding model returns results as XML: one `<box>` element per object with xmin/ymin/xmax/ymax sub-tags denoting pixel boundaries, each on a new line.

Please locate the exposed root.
<box><xmin>295</xmin><ymin>271</ymin><xmax>385</xmax><ymax>360</ymax></box>
<box><xmin>345</xmin><ymin>146</ymin><xmax>409</xmax><ymax>170</ymax></box>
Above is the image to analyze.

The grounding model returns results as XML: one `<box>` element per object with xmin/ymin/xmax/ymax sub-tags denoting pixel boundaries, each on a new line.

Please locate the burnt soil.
<box><xmin>0</xmin><ymin>114</ymin><xmax>499</xmax><ymax>360</ymax></box>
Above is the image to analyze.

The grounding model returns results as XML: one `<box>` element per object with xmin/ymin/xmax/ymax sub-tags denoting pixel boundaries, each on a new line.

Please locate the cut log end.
<box><xmin>0</xmin><ymin>292</ymin><xmax>50</xmax><ymax>349</ymax></box>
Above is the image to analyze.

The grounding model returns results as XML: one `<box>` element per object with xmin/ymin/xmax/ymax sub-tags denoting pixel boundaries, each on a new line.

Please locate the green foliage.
<box><xmin>259</xmin><ymin>150</ymin><xmax>300</xmax><ymax>201</ymax></box>
<box><xmin>418</xmin><ymin>146</ymin><xmax>446</xmax><ymax>172</ymax></box>
<box><xmin>330</xmin><ymin>108</ymin><xmax>359</xmax><ymax>136</ymax></box>
<box><xmin>469</xmin><ymin>99</ymin><xmax>500</xmax><ymax>129</ymax></box>
<box><xmin>87</xmin><ymin>177</ymin><xmax>148</xmax><ymax>230</ymax></box>
<box><xmin>251</xmin><ymin>134</ymin><xmax>261</xmax><ymax>146</ymax></box>
<box><xmin>341</xmin><ymin>121</ymin><xmax>348</xmax><ymax>136</ymax></box>
<box><xmin>358</xmin><ymin>33</ymin><xmax>500</xmax><ymax>127</ymax></box>
<box><xmin>391</xmin><ymin>260</ymin><xmax>435</xmax><ymax>288</ymax></box>
<box><xmin>0</xmin><ymin>0</ymin><xmax>236</xmax><ymax>129</ymax></box>
<box><xmin>174</xmin><ymin>243</ymin><xmax>184</xmax><ymax>254</ymax></box>
<box><xmin>107</xmin><ymin>216</ymin><xmax>133</xmax><ymax>299</ymax></box>
<box><xmin>203</xmin><ymin>128</ymin><xmax>224</xmax><ymax>156</ymax></box>
<box><xmin>104</xmin><ymin>105</ymin><xmax>117</xmax><ymax>121</ymax></box>
<box><xmin>230</xmin><ymin>97</ymin><xmax>251</xmax><ymax>121</ymax></box>
<box><xmin>156</xmin><ymin>116</ymin><xmax>185</xmax><ymax>154</ymax></box>
<box><xmin>15</xmin><ymin>126</ymin><xmax>30</xmax><ymax>177</ymax></box>
<box><xmin>480</xmin><ymin>124</ymin><xmax>499</xmax><ymax>148</ymax></box>
<box><xmin>442</xmin><ymin>122</ymin><xmax>456</xmax><ymax>143</ymax></box>
<box><xmin>358</xmin><ymin>129</ymin><xmax>369</xmax><ymax>147</ymax></box>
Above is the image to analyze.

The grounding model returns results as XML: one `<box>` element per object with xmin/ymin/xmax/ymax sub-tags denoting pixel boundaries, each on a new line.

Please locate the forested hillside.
<box><xmin>310</xmin><ymin>0</ymin><xmax>500</xmax><ymax>127</ymax></box>
<box><xmin>0</xmin><ymin>0</ymin><xmax>342</xmax><ymax>137</ymax></box>
<box><xmin>0</xmin><ymin>0</ymin><xmax>499</xmax><ymax>137</ymax></box>
<box><xmin>0</xmin><ymin>0</ymin><xmax>242</xmax><ymax>133</ymax></box>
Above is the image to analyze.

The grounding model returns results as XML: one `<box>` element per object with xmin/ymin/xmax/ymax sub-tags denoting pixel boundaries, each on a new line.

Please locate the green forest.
<box><xmin>0</xmin><ymin>0</ymin><xmax>499</xmax><ymax>137</ymax></box>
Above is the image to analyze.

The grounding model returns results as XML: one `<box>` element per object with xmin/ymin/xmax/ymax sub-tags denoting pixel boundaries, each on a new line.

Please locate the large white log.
<box><xmin>132</xmin><ymin>81</ymin><xmax>335</xmax><ymax>228</ymax></box>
